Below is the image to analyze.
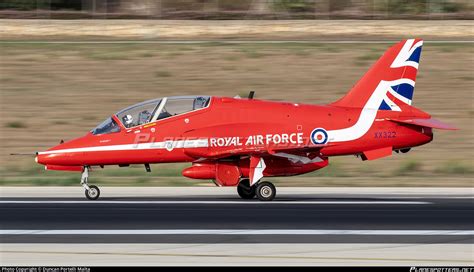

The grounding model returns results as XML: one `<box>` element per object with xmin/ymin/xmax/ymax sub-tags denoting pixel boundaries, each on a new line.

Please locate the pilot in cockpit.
<box><xmin>138</xmin><ymin>110</ymin><xmax>152</xmax><ymax>125</ymax></box>
<box><xmin>122</xmin><ymin>114</ymin><xmax>134</xmax><ymax>128</ymax></box>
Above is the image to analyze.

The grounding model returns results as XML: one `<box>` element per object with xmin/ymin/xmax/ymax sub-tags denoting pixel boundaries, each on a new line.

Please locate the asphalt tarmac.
<box><xmin>1</xmin><ymin>188</ymin><xmax>472</xmax><ymax>244</ymax></box>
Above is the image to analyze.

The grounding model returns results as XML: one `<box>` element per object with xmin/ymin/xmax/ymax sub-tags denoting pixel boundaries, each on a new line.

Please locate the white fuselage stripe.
<box><xmin>38</xmin><ymin>139</ymin><xmax>209</xmax><ymax>155</ymax></box>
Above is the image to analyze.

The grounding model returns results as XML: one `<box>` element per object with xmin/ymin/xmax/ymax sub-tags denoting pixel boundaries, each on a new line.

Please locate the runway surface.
<box><xmin>1</xmin><ymin>187</ymin><xmax>472</xmax><ymax>244</ymax></box>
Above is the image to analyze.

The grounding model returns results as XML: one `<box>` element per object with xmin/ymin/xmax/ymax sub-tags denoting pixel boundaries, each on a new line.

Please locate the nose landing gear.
<box><xmin>81</xmin><ymin>167</ymin><xmax>100</xmax><ymax>200</ymax></box>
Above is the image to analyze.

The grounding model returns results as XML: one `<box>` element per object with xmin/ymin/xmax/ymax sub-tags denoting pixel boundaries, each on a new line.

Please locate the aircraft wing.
<box><xmin>184</xmin><ymin>146</ymin><xmax>268</xmax><ymax>160</ymax></box>
<box><xmin>184</xmin><ymin>144</ymin><xmax>332</xmax><ymax>160</ymax></box>
<box><xmin>267</xmin><ymin>143</ymin><xmax>333</xmax><ymax>155</ymax></box>
<box><xmin>389</xmin><ymin>118</ymin><xmax>458</xmax><ymax>130</ymax></box>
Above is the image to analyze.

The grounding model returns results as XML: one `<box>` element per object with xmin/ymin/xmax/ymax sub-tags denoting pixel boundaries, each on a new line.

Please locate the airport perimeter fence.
<box><xmin>0</xmin><ymin>0</ymin><xmax>473</xmax><ymax>19</ymax></box>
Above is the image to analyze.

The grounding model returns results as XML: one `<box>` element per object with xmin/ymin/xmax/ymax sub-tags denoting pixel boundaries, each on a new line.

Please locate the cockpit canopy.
<box><xmin>91</xmin><ymin>117</ymin><xmax>120</xmax><ymax>135</ymax></box>
<box><xmin>92</xmin><ymin>96</ymin><xmax>210</xmax><ymax>135</ymax></box>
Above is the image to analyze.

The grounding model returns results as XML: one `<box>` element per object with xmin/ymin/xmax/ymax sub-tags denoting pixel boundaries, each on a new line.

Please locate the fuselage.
<box><xmin>32</xmin><ymin>39</ymin><xmax>456</xmax><ymax>201</ymax></box>
<box><xmin>36</xmin><ymin>96</ymin><xmax>433</xmax><ymax>168</ymax></box>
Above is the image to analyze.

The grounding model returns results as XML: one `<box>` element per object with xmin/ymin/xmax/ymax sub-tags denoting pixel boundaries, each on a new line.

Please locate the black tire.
<box><xmin>256</xmin><ymin>181</ymin><xmax>276</xmax><ymax>201</ymax></box>
<box><xmin>237</xmin><ymin>179</ymin><xmax>256</xmax><ymax>199</ymax></box>
<box><xmin>85</xmin><ymin>185</ymin><xmax>100</xmax><ymax>200</ymax></box>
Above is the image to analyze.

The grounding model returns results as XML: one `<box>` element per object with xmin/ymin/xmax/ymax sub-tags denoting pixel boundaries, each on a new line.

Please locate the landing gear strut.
<box><xmin>237</xmin><ymin>179</ymin><xmax>256</xmax><ymax>199</ymax></box>
<box><xmin>81</xmin><ymin>167</ymin><xmax>100</xmax><ymax>200</ymax></box>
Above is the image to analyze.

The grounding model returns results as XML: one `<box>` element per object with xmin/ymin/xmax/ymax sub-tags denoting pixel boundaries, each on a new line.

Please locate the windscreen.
<box><xmin>91</xmin><ymin>117</ymin><xmax>120</xmax><ymax>135</ymax></box>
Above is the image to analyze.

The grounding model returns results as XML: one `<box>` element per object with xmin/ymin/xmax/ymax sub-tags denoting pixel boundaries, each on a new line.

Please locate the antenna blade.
<box><xmin>248</xmin><ymin>91</ymin><xmax>255</xmax><ymax>99</ymax></box>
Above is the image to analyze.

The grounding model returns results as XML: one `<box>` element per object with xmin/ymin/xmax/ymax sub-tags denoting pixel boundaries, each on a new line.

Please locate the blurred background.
<box><xmin>0</xmin><ymin>0</ymin><xmax>472</xmax><ymax>187</ymax></box>
<box><xmin>0</xmin><ymin>0</ymin><xmax>473</xmax><ymax>19</ymax></box>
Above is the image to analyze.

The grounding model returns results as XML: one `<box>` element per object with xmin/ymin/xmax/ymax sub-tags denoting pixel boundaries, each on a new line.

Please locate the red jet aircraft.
<box><xmin>35</xmin><ymin>39</ymin><xmax>456</xmax><ymax>201</ymax></box>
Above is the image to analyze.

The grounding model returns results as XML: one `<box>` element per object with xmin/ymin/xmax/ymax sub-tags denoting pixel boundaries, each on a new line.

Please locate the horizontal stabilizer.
<box><xmin>389</xmin><ymin>118</ymin><xmax>458</xmax><ymax>130</ymax></box>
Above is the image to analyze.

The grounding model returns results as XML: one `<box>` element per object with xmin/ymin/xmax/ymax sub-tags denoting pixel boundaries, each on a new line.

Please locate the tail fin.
<box><xmin>331</xmin><ymin>39</ymin><xmax>423</xmax><ymax>111</ymax></box>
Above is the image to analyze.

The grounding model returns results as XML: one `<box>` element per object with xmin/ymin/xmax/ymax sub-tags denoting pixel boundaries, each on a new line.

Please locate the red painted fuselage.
<box><xmin>35</xmin><ymin>39</ymin><xmax>456</xmax><ymax>189</ymax></box>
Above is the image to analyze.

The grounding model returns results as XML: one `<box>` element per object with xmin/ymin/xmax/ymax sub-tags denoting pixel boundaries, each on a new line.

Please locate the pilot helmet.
<box><xmin>122</xmin><ymin>114</ymin><xmax>133</xmax><ymax>125</ymax></box>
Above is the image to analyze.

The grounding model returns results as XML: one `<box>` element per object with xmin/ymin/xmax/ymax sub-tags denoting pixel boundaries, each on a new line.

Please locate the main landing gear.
<box><xmin>237</xmin><ymin>179</ymin><xmax>276</xmax><ymax>201</ymax></box>
<box><xmin>237</xmin><ymin>179</ymin><xmax>256</xmax><ymax>199</ymax></box>
<box><xmin>81</xmin><ymin>167</ymin><xmax>100</xmax><ymax>200</ymax></box>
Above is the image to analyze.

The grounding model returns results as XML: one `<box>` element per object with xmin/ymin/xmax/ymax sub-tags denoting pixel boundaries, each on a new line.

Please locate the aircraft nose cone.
<box><xmin>35</xmin><ymin>145</ymin><xmax>68</xmax><ymax>166</ymax></box>
<box><xmin>36</xmin><ymin>135</ymin><xmax>91</xmax><ymax>167</ymax></box>
<box><xmin>35</xmin><ymin>152</ymin><xmax>50</xmax><ymax>165</ymax></box>
<box><xmin>36</xmin><ymin>149</ymin><xmax>86</xmax><ymax>166</ymax></box>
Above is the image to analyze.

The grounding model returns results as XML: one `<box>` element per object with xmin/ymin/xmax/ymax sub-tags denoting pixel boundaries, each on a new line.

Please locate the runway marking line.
<box><xmin>0</xmin><ymin>200</ymin><xmax>432</xmax><ymax>205</ymax></box>
<box><xmin>1</xmin><ymin>230</ymin><xmax>472</xmax><ymax>235</ymax></box>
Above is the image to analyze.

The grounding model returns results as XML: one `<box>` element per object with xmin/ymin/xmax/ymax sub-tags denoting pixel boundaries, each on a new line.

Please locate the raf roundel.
<box><xmin>311</xmin><ymin>128</ymin><xmax>328</xmax><ymax>145</ymax></box>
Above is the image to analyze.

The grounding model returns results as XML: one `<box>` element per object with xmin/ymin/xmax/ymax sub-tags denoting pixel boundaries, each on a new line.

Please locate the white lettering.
<box><xmin>257</xmin><ymin>135</ymin><xmax>264</xmax><ymax>145</ymax></box>
<box><xmin>297</xmin><ymin>133</ymin><xmax>303</xmax><ymax>144</ymax></box>
<box><xmin>289</xmin><ymin>133</ymin><xmax>297</xmax><ymax>144</ymax></box>
<box><xmin>217</xmin><ymin>138</ymin><xmax>225</xmax><ymax>146</ymax></box>
<box><xmin>209</xmin><ymin>133</ymin><xmax>301</xmax><ymax>148</ymax></box>
<box><xmin>210</xmin><ymin>138</ymin><xmax>217</xmax><ymax>147</ymax></box>
<box><xmin>272</xmin><ymin>134</ymin><xmax>282</xmax><ymax>144</ymax></box>
<box><xmin>245</xmin><ymin>136</ymin><xmax>253</xmax><ymax>145</ymax></box>
<box><xmin>266</xmin><ymin>134</ymin><xmax>272</xmax><ymax>144</ymax></box>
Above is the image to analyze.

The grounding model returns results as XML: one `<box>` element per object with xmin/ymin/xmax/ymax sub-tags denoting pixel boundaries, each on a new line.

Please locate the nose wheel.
<box><xmin>81</xmin><ymin>167</ymin><xmax>100</xmax><ymax>200</ymax></box>
<box><xmin>85</xmin><ymin>185</ymin><xmax>100</xmax><ymax>200</ymax></box>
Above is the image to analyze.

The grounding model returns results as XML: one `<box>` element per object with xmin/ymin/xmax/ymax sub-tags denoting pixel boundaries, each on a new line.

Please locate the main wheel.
<box><xmin>85</xmin><ymin>185</ymin><xmax>100</xmax><ymax>200</ymax></box>
<box><xmin>237</xmin><ymin>179</ymin><xmax>256</xmax><ymax>199</ymax></box>
<box><xmin>256</xmin><ymin>181</ymin><xmax>276</xmax><ymax>201</ymax></box>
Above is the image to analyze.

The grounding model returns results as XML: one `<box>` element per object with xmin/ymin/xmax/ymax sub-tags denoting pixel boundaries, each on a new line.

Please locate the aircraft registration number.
<box><xmin>374</xmin><ymin>131</ymin><xmax>396</xmax><ymax>139</ymax></box>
